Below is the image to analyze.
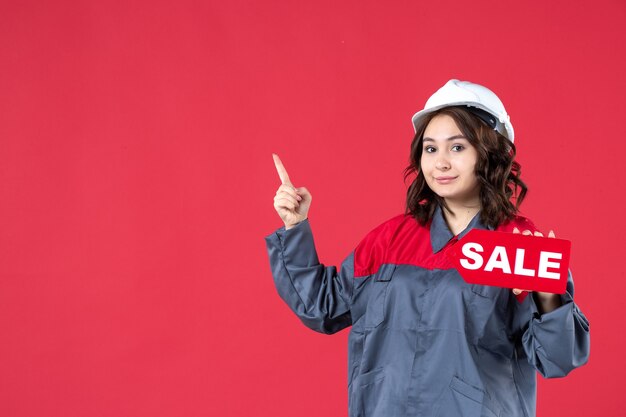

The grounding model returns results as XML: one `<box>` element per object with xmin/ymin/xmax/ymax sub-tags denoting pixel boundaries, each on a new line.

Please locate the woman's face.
<box><xmin>420</xmin><ymin>114</ymin><xmax>480</xmax><ymax>206</ymax></box>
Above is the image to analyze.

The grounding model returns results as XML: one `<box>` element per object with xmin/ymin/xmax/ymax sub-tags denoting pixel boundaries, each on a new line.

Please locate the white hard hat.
<box><xmin>411</xmin><ymin>79</ymin><xmax>515</xmax><ymax>142</ymax></box>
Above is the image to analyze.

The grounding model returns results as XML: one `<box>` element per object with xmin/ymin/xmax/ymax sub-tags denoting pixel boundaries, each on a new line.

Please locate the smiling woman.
<box><xmin>420</xmin><ymin>114</ymin><xmax>481</xmax><ymax>229</ymax></box>
<box><xmin>407</xmin><ymin>105</ymin><xmax>527</xmax><ymax>233</ymax></box>
<box><xmin>266</xmin><ymin>79</ymin><xmax>590</xmax><ymax>417</ymax></box>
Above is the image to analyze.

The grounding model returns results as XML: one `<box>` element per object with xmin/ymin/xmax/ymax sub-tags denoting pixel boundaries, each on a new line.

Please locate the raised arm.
<box><xmin>266</xmin><ymin>154</ymin><xmax>353</xmax><ymax>334</ymax></box>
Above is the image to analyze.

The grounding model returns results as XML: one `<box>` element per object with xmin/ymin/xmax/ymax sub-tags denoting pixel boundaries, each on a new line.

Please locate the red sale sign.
<box><xmin>446</xmin><ymin>230</ymin><xmax>571</xmax><ymax>294</ymax></box>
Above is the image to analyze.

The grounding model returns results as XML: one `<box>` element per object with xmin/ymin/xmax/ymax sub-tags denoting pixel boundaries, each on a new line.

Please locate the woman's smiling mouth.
<box><xmin>434</xmin><ymin>176</ymin><xmax>458</xmax><ymax>184</ymax></box>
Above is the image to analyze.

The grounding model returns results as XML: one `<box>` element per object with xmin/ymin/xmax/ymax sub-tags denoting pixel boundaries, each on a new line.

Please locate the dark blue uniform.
<box><xmin>265</xmin><ymin>206</ymin><xmax>590</xmax><ymax>417</ymax></box>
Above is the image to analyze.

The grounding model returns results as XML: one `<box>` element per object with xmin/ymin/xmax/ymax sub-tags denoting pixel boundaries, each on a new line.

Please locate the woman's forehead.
<box><xmin>423</xmin><ymin>114</ymin><xmax>465</xmax><ymax>140</ymax></box>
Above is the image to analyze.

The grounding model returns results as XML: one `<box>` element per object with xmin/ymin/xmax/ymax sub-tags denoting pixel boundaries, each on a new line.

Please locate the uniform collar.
<box><xmin>430</xmin><ymin>204</ymin><xmax>493</xmax><ymax>253</ymax></box>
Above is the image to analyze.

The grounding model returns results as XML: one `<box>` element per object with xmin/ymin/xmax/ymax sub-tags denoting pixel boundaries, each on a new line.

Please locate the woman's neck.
<box><xmin>442</xmin><ymin>199</ymin><xmax>481</xmax><ymax>236</ymax></box>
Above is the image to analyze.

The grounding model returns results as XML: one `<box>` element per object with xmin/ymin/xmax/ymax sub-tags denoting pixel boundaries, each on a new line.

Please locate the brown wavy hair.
<box><xmin>403</xmin><ymin>106</ymin><xmax>527</xmax><ymax>229</ymax></box>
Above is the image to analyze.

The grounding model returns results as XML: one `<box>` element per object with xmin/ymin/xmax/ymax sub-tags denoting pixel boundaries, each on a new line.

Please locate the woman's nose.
<box><xmin>435</xmin><ymin>155</ymin><xmax>450</xmax><ymax>170</ymax></box>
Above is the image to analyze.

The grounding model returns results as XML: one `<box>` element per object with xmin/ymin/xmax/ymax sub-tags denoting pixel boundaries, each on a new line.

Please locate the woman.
<box><xmin>265</xmin><ymin>79</ymin><xmax>590</xmax><ymax>417</ymax></box>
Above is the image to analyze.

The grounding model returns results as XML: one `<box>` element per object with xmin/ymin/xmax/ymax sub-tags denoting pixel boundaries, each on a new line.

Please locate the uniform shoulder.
<box><xmin>496</xmin><ymin>214</ymin><xmax>540</xmax><ymax>233</ymax></box>
<box><xmin>353</xmin><ymin>213</ymin><xmax>421</xmax><ymax>277</ymax></box>
<box><xmin>357</xmin><ymin>213</ymin><xmax>416</xmax><ymax>245</ymax></box>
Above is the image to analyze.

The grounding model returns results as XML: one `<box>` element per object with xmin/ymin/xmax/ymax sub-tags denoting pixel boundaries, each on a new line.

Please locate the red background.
<box><xmin>1</xmin><ymin>1</ymin><xmax>624</xmax><ymax>416</ymax></box>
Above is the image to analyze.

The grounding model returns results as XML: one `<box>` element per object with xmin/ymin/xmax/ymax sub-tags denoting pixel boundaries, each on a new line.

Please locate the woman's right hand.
<box><xmin>272</xmin><ymin>153</ymin><xmax>312</xmax><ymax>229</ymax></box>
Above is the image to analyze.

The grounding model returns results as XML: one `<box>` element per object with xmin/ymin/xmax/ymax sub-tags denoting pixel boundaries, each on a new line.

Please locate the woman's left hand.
<box><xmin>511</xmin><ymin>228</ymin><xmax>563</xmax><ymax>314</ymax></box>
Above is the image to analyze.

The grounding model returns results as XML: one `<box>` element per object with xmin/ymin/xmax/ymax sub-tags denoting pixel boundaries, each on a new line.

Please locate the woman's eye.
<box><xmin>451</xmin><ymin>144</ymin><xmax>464</xmax><ymax>152</ymax></box>
<box><xmin>424</xmin><ymin>146</ymin><xmax>436</xmax><ymax>153</ymax></box>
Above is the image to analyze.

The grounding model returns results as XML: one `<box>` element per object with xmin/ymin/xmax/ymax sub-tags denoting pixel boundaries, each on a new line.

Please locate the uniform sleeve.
<box><xmin>515</xmin><ymin>270</ymin><xmax>590</xmax><ymax>378</ymax></box>
<box><xmin>264</xmin><ymin>219</ymin><xmax>354</xmax><ymax>334</ymax></box>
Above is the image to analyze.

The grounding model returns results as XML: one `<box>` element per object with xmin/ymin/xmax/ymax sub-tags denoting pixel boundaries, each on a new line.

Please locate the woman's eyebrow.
<box><xmin>423</xmin><ymin>135</ymin><xmax>467</xmax><ymax>142</ymax></box>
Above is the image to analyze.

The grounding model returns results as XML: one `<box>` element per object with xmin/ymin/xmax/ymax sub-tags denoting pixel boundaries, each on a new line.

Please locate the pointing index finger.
<box><xmin>272</xmin><ymin>153</ymin><xmax>293</xmax><ymax>186</ymax></box>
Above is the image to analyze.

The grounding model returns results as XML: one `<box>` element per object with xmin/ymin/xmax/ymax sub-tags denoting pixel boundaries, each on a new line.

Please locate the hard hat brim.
<box><xmin>411</xmin><ymin>101</ymin><xmax>514</xmax><ymax>143</ymax></box>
